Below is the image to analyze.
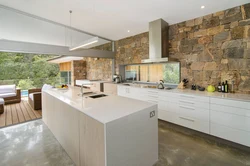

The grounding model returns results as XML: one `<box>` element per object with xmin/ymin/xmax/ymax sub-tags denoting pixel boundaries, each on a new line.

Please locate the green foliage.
<box><xmin>163</xmin><ymin>63</ymin><xmax>180</xmax><ymax>84</ymax></box>
<box><xmin>0</xmin><ymin>52</ymin><xmax>60</xmax><ymax>89</ymax></box>
<box><xmin>17</xmin><ymin>79</ymin><xmax>34</xmax><ymax>90</ymax></box>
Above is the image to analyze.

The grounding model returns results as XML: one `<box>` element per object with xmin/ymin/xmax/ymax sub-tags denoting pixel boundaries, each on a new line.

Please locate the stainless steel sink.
<box><xmin>88</xmin><ymin>94</ymin><xmax>107</xmax><ymax>99</ymax></box>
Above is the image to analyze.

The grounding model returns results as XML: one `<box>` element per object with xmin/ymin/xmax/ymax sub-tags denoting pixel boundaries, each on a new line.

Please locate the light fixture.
<box><xmin>69</xmin><ymin>37</ymin><xmax>99</xmax><ymax>51</ymax></box>
<box><xmin>127</xmin><ymin>30</ymin><xmax>130</xmax><ymax>32</ymax></box>
<box><xmin>201</xmin><ymin>6</ymin><xmax>205</xmax><ymax>9</ymax></box>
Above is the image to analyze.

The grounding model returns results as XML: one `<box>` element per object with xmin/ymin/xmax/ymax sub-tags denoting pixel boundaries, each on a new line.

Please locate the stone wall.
<box><xmin>167</xmin><ymin>4</ymin><xmax>250</xmax><ymax>92</ymax></box>
<box><xmin>71</xmin><ymin>60</ymin><xmax>86</xmax><ymax>86</ymax></box>
<box><xmin>83</xmin><ymin>57</ymin><xmax>113</xmax><ymax>81</ymax></box>
<box><xmin>115</xmin><ymin>32</ymin><xmax>149</xmax><ymax>73</ymax></box>
<box><xmin>85</xmin><ymin>3</ymin><xmax>250</xmax><ymax>93</ymax></box>
<box><xmin>114</xmin><ymin>3</ymin><xmax>250</xmax><ymax>93</ymax></box>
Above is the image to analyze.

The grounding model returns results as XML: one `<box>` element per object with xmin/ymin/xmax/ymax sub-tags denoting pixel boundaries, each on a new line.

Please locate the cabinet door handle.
<box><xmin>180</xmin><ymin>95</ymin><xmax>194</xmax><ymax>99</ymax></box>
<box><xmin>179</xmin><ymin>100</ymin><xmax>194</xmax><ymax>104</ymax></box>
<box><xmin>179</xmin><ymin>117</ymin><xmax>195</xmax><ymax>122</ymax></box>
<box><xmin>179</xmin><ymin>105</ymin><xmax>195</xmax><ymax>110</ymax></box>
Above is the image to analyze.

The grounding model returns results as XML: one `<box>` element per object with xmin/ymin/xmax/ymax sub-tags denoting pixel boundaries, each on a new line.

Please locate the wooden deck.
<box><xmin>0</xmin><ymin>99</ymin><xmax>42</xmax><ymax>128</ymax></box>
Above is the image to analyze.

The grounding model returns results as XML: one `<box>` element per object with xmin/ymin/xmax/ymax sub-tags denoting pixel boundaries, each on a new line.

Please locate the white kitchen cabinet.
<box><xmin>117</xmin><ymin>85</ymin><xmax>250</xmax><ymax>147</ymax></box>
<box><xmin>158</xmin><ymin>91</ymin><xmax>210</xmax><ymax>134</ymax></box>
<box><xmin>118</xmin><ymin>86</ymin><xmax>210</xmax><ymax>134</ymax></box>
<box><xmin>210</xmin><ymin>98</ymin><xmax>250</xmax><ymax>147</ymax></box>
<box><xmin>117</xmin><ymin>86</ymin><xmax>147</xmax><ymax>101</ymax></box>
<box><xmin>158</xmin><ymin>100</ymin><xmax>179</xmax><ymax>124</ymax></box>
<box><xmin>117</xmin><ymin>85</ymin><xmax>130</xmax><ymax>97</ymax></box>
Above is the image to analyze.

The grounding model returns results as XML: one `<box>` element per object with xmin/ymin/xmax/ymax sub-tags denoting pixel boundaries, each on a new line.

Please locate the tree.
<box><xmin>17</xmin><ymin>79</ymin><xmax>34</xmax><ymax>90</ymax></box>
<box><xmin>0</xmin><ymin>52</ymin><xmax>60</xmax><ymax>89</ymax></box>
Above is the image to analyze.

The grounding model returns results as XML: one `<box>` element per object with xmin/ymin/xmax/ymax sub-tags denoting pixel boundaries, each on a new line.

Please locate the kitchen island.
<box><xmin>42</xmin><ymin>86</ymin><xmax>158</xmax><ymax>166</ymax></box>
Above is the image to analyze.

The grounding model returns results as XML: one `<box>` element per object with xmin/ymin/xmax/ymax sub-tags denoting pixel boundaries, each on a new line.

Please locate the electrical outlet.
<box><xmin>150</xmin><ymin>111</ymin><xmax>155</xmax><ymax>118</ymax></box>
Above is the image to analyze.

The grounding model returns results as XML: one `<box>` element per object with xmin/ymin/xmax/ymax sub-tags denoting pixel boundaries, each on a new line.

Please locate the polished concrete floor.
<box><xmin>0</xmin><ymin>120</ymin><xmax>250</xmax><ymax>166</ymax></box>
<box><xmin>155</xmin><ymin>120</ymin><xmax>250</xmax><ymax>166</ymax></box>
<box><xmin>0</xmin><ymin>120</ymin><xmax>74</xmax><ymax>166</ymax></box>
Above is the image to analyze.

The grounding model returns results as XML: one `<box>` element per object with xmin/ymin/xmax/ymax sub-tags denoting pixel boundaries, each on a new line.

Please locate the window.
<box><xmin>125</xmin><ymin>62</ymin><xmax>180</xmax><ymax>84</ymax></box>
<box><xmin>60</xmin><ymin>71</ymin><xmax>71</xmax><ymax>84</ymax></box>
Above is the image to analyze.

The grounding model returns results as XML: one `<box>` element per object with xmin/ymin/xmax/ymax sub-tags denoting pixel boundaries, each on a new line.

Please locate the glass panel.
<box><xmin>139</xmin><ymin>65</ymin><xmax>148</xmax><ymax>82</ymax></box>
<box><xmin>60</xmin><ymin>71</ymin><xmax>69</xmax><ymax>84</ymax></box>
<box><xmin>148</xmin><ymin>64</ymin><xmax>163</xmax><ymax>82</ymax></box>
<box><xmin>162</xmin><ymin>63</ymin><xmax>180</xmax><ymax>84</ymax></box>
<box><xmin>125</xmin><ymin>65</ymin><xmax>138</xmax><ymax>81</ymax></box>
<box><xmin>124</xmin><ymin>62</ymin><xmax>180</xmax><ymax>84</ymax></box>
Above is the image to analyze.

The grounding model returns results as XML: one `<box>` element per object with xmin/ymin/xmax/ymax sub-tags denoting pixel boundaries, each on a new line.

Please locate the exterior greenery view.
<box><xmin>0</xmin><ymin>52</ymin><xmax>60</xmax><ymax>90</ymax></box>
<box><xmin>162</xmin><ymin>63</ymin><xmax>180</xmax><ymax>84</ymax></box>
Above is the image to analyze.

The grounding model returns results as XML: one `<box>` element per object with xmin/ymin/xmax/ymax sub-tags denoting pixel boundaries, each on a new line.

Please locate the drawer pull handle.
<box><xmin>180</xmin><ymin>95</ymin><xmax>194</xmax><ymax>98</ymax></box>
<box><xmin>179</xmin><ymin>117</ymin><xmax>195</xmax><ymax>122</ymax></box>
<box><xmin>179</xmin><ymin>105</ymin><xmax>195</xmax><ymax>110</ymax></box>
<box><xmin>179</xmin><ymin>100</ymin><xmax>194</xmax><ymax>104</ymax></box>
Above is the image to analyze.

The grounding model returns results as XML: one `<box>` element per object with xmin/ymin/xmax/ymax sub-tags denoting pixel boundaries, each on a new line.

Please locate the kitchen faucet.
<box><xmin>81</xmin><ymin>84</ymin><xmax>84</xmax><ymax>96</ymax></box>
<box><xmin>80</xmin><ymin>83</ymin><xmax>93</xmax><ymax>96</ymax></box>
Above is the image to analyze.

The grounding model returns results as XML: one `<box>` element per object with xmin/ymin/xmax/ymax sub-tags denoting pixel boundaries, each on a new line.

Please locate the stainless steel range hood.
<box><xmin>142</xmin><ymin>19</ymin><xmax>169</xmax><ymax>63</ymax></box>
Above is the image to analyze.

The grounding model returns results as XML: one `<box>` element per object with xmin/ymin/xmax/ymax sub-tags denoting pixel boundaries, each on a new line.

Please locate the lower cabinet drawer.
<box><xmin>210</xmin><ymin>123</ymin><xmax>250</xmax><ymax>147</ymax></box>
<box><xmin>177</xmin><ymin>116</ymin><xmax>209</xmax><ymax>134</ymax></box>
<box><xmin>158</xmin><ymin>109</ymin><xmax>178</xmax><ymax>125</ymax></box>
<box><xmin>158</xmin><ymin>100</ymin><xmax>178</xmax><ymax>114</ymax></box>
<box><xmin>179</xmin><ymin>105</ymin><xmax>209</xmax><ymax>122</ymax></box>
<box><xmin>211</xmin><ymin>110</ymin><xmax>250</xmax><ymax>132</ymax></box>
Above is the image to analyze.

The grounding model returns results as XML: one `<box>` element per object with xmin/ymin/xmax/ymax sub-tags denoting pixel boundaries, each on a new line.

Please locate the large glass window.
<box><xmin>125</xmin><ymin>62</ymin><xmax>180</xmax><ymax>84</ymax></box>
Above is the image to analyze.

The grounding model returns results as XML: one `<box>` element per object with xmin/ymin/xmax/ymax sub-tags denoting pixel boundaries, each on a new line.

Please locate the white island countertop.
<box><xmin>44</xmin><ymin>86</ymin><xmax>156</xmax><ymax>124</ymax></box>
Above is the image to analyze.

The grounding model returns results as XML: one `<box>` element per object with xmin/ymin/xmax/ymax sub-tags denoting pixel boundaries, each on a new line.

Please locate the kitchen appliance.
<box><xmin>141</xmin><ymin>19</ymin><xmax>177</xmax><ymax>63</ymax></box>
<box><xmin>157</xmin><ymin>80</ymin><xmax>165</xmax><ymax>89</ymax></box>
<box><xmin>114</xmin><ymin>75</ymin><xmax>122</xmax><ymax>83</ymax></box>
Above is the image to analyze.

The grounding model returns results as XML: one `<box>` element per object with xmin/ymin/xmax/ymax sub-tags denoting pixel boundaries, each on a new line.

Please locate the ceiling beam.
<box><xmin>0</xmin><ymin>39</ymin><xmax>115</xmax><ymax>59</ymax></box>
<box><xmin>0</xmin><ymin>4</ymin><xmax>113</xmax><ymax>42</ymax></box>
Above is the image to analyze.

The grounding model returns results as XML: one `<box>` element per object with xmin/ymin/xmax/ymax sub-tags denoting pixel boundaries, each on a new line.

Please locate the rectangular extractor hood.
<box><xmin>141</xmin><ymin>19</ymin><xmax>169</xmax><ymax>63</ymax></box>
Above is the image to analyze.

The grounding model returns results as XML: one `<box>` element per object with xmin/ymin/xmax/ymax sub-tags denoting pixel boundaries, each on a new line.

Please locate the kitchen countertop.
<box><xmin>117</xmin><ymin>84</ymin><xmax>250</xmax><ymax>102</ymax></box>
<box><xmin>43</xmin><ymin>86</ymin><xmax>156</xmax><ymax>124</ymax></box>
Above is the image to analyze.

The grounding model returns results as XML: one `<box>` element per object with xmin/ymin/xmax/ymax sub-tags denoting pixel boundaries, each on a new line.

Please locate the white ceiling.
<box><xmin>0</xmin><ymin>0</ymin><xmax>250</xmax><ymax>40</ymax></box>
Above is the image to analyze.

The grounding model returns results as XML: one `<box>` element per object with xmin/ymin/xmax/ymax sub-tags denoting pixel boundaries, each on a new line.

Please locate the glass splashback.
<box><xmin>125</xmin><ymin>62</ymin><xmax>180</xmax><ymax>84</ymax></box>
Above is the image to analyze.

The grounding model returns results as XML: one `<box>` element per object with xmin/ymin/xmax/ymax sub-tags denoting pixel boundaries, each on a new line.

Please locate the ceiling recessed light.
<box><xmin>127</xmin><ymin>30</ymin><xmax>130</xmax><ymax>32</ymax></box>
<box><xmin>201</xmin><ymin>6</ymin><xmax>205</xmax><ymax>9</ymax></box>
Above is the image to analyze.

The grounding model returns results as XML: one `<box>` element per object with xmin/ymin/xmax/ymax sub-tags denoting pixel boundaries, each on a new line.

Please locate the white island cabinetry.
<box><xmin>42</xmin><ymin>87</ymin><xmax>158</xmax><ymax>166</ymax></box>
